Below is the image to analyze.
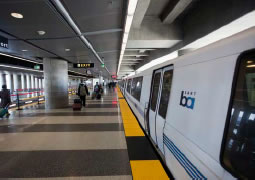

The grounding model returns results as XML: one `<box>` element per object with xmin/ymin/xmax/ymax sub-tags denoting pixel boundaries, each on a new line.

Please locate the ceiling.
<box><xmin>0</xmin><ymin>0</ymin><xmax>126</xmax><ymax>78</ymax></box>
<box><xmin>118</xmin><ymin>0</ymin><xmax>200</xmax><ymax>78</ymax></box>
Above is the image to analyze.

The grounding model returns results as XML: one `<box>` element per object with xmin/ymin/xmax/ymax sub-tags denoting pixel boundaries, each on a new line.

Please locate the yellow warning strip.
<box><xmin>117</xmin><ymin>87</ymin><xmax>169</xmax><ymax>180</ymax></box>
<box><xmin>117</xmin><ymin>88</ymin><xmax>144</xmax><ymax>136</ymax></box>
<box><xmin>130</xmin><ymin>160</ymin><xmax>169</xmax><ymax>180</ymax></box>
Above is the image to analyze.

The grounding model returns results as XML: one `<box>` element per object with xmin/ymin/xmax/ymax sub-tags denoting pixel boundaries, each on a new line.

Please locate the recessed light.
<box><xmin>21</xmin><ymin>49</ymin><xmax>28</xmax><ymax>52</ymax></box>
<box><xmin>65</xmin><ymin>49</ymin><xmax>71</xmax><ymax>51</ymax></box>
<box><xmin>11</xmin><ymin>12</ymin><xmax>23</xmax><ymax>19</ymax></box>
<box><xmin>37</xmin><ymin>31</ymin><xmax>46</xmax><ymax>35</ymax></box>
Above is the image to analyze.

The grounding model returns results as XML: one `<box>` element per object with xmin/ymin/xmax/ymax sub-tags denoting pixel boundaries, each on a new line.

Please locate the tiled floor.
<box><xmin>0</xmin><ymin>88</ymin><xmax>132</xmax><ymax>179</ymax></box>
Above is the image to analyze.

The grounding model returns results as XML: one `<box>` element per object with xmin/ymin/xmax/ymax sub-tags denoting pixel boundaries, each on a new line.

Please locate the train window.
<box><xmin>150</xmin><ymin>72</ymin><xmax>161</xmax><ymax>111</ymax></box>
<box><xmin>126</xmin><ymin>79</ymin><xmax>132</xmax><ymax>93</ymax></box>
<box><xmin>222</xmin><ymin>54</ymin><xmax>255</xmax><ymax>179</ymax></box>
<box><xmin>131</xmin><ymin>78</ymin><xmax>138</xmax><ymax>95</ymax></box>
<box><xmin>131</xmin><ymin>77</ymin><xmax>143</xmax><ymax>101</ymax></box>
<box><xmin>158</xmin><ymin>70</ymin><xmax>173</xmax><ymax>119</ymax></box>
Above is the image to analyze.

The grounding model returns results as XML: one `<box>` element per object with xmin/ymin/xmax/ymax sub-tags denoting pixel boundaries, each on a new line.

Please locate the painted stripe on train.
<box><xmin>163</xmin><ymin>134</ymin><xmax>206</xmax><ymax>179</ymax></box>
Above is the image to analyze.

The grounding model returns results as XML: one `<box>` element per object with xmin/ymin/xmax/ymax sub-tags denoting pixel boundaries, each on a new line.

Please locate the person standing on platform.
<box><xmin>0</xmin><ymin>85</ymin><xmax>11</xmax><ymax>116</ymax></box>
<box><xmin>79</xmin><ymin>83</ymin><xmax>88</xmax><ymax>107</ymax></box>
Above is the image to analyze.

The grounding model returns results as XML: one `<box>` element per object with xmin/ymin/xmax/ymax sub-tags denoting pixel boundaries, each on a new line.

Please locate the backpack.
<box><xmin>94</xmin><ymin>85</ymin><xmax>99</xmax><ymax>92</ymax></box>
<box><xmin>80</xmin><ymin>86</ymin><xmax>86</xmax><ymax>96</ymax></box>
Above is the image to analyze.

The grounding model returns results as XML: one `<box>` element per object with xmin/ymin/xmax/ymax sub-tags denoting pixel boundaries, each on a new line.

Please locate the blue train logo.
<box><xmin>179</xmin><ymin>91</ymin><xmax>196</xmax><ymax>109</ymax></box>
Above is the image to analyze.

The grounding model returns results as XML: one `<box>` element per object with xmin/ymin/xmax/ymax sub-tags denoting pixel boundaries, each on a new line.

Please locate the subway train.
<box><xmin>119</xmin><ymin>27</ymin><xmax>255</xmax><ymax>180</ymax></box>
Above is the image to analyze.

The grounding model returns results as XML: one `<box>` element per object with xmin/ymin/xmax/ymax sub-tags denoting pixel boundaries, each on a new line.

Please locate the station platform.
<box><xmin>0</xmin><ymin>87</ymin><xmax>170</xmax><ymax>180</ymax></box>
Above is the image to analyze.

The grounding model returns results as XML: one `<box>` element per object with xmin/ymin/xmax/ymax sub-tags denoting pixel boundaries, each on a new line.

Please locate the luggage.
<box><xmin>74</xmin><ymin>99</ymin><xmax>81</xmax><ymax>104</ymax></box>
<box><xmin>96</xmin><ymin>93</ymin><xmax>101</xmax><ymax>100</ymax></box>
<box><xmin>0</xmin><ymin>108</ymin><xmax>8</xmax><ymax>118</ymax></box>
<box><xmin>73</xmin><ymin>99</ymin><xmax>82</xmax><ymax>110</ymax></box>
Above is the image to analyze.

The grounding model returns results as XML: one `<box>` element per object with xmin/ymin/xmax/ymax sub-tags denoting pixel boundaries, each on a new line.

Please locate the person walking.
<box><xmin>79</xmin><ymin>83</ymin><xmax>88</xmax><ymax>107</ymax></box>
<box><xmin>0</xmin><ymin>85</ymin><xmax>11</xmax><ymax>116</ymax></box>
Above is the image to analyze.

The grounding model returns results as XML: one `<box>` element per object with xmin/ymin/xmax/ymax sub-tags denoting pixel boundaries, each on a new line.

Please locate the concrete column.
<box><xmin>31</xmin><ymin>75</ymin><xmax>35</xmax><ymax>89</ymax></box>
<box><xmin>0</xmin><ymin>73</ymin><xmax>7</xmax><ymax>88</ymax></box>
<box><xmin>42</xmin><ymin>79</ymin><xmax>44</xmax><ymax>89</ymax></box>
<box><xmin>99</xmin><ymin>76</ymin><xmax>103</xmax><ymax>85</ymax></box>
<box><xmin>6</xmin><ymin>73</ymin><xmax>11</xmax><ymax>91</ymax></box>
<box><xmin>39</xmin><ymin>78</ymin><xmax>42</xmax><ymax>89</ymax></box>
<box><xmin>13</xmin><ymin>74</ymin><xmax>22</xmax><ymax>91</ymax></box>
<box><xmin>21</xmin><ymin>74</ymin><xmax>25</xmax><ymax>90</ymax></box>
<box><xmin>26</xmin><ymin>74</ymin><xmax>31</xmax><ymax>89</ymax></box>
<box><xmin>35</xmin><ymin>77</ymin><xmax>38</xmax><ymax>90</ymax></box>
<box><xmin>43</xmin><ymin>58</ymin><xmax>68</xmax><ymax>109</ymax></box>
<box><xmin>10</xmin><ymin>74</ymin><xmax>14</xmax><ymax>93</ymax></box>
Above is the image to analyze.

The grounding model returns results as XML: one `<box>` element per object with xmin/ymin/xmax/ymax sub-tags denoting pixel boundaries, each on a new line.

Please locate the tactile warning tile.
<box><xmin>130</xmin><ymin>160</ymin><xmax>169</xmax><ymax>180</ymax></box>
<box><xmin>117</xmin><ymin>87</ymin><xmax>170</xmax><ymax>179</ymax></box>
<box><xmin>118</xmin><ymin>99</ymin><xmax>144</xmax><ymax>137</ymax></box>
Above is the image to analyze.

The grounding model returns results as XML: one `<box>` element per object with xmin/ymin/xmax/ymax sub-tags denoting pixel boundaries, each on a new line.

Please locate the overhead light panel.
<box><xmin>21</xmin><ymin>50</ymin><xmax>28</xmax><ymax>52</ymax></box>
<box><xmin>123</xmin><ymin>33</ymin><xmax>129</xmax><ymax>43</ymax></box>
<box><xmin>11</xmin><ymin>12</ymin><xmax>23</xmax><ymax>19</ymax></box>
<box><xmin>117</xmin><ymin>0</ymin><xmax>138</xmax><ymax>75</ymax></box>
<box><xmin>127</xmin><ymin>0</ymin><xmax>138</xmax><ymax>15</ymax></box>
<box><xmin>124</xmin><ymin>15</ymin><xmax>133</xmax><ymax>33</ymax></box>
<box><xmin>65</xmin><ymin>48</ymin><xmax>71</xmax><ymax>51</ymax></box>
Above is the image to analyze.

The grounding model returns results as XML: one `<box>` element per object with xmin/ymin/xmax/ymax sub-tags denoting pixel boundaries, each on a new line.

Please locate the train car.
<box><xmin>120</xmin><ymin>27</ymin><xmax>255</xmax><ymax>179</ymax></box>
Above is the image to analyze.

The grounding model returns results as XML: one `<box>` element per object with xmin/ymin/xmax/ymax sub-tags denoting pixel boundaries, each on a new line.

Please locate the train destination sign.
<box><xmin>0</xmin><ymin>35</ymin><xmax>8</xmax><ymax>49</ymax></box>
<box><xmin>73</xmin><ymin>63</ymin><xmax>94</xmax><ymax>68</ymax></box>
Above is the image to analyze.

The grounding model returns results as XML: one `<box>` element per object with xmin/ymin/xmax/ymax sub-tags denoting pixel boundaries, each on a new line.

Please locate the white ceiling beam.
<box><xmin>82</xmin><ymin>29</ymin><xmax>123</xmax><ymax>36</ymax></box>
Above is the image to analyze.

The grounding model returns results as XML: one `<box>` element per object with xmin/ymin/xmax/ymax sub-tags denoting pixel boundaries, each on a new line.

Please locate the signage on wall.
<box><xmin>73</xmin><ymin>63</ymin><xmax>94</xmax><ymax>68</ymax></box>
<box><xmin>34</xmin><ymin>65</ymin><xmax>41</xmax><ymax>70</ymax></box>
<box><xmin>111</xmin><ymin>75</ymin><xmax>117</xmax><ymax>79</ymax></box>
<box><xmin>0</xmin><ymin>35</ymin><xmax>8</xmax><ymax>49</ymax></box>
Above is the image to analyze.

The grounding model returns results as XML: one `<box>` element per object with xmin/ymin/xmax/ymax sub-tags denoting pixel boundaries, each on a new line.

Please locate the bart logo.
<box><xmin>179</xmin><ymin>91</ymin><xmax>196</xmax><ymax>110</ymax></box>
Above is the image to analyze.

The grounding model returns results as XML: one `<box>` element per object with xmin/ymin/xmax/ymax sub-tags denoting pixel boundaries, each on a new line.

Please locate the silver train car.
<box><xmin>119</xmin><ymin>27</ymin><xmax>255</xmax><ymax>179</ymax></box>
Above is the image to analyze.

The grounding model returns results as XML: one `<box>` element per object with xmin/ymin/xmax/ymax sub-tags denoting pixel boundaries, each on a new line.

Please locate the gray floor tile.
<box><xmin>4</xmin><ymin>175</ymin><xmax>132</xmax><ymax>180</ymax></box>
<box><xmin>0</xmin><ymin>150</ymin><xmax>132</xmax><ymax>178</ymax></box>
<box><xmin>0</xmin><ymin>116</ymin><xmax>122</xmax><ymax>125</ymax></box>
<box><xmin>0</xmin><ymin>132</ymin><xmax>127</xmax><ymax>151</ymax></box>
<box><xmin>0</xmin><ymin>123</ymin><xmax>124</xmax><ymax>133</ymax></box>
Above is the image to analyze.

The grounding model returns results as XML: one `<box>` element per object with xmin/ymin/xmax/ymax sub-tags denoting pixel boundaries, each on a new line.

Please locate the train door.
<box><xmin>149</xmin><ymin>69</ymin><xmax>163</xmax><ymax>144</ymax></box>
<box><xmin>155</xmin><ymin>66</ymin><xmax>173</xmax><ymax>152</ymax></box>
<box><xmin>149</xmin><ymin>66</ymin><xmax>173</xmax><ymax>153</ymax></box>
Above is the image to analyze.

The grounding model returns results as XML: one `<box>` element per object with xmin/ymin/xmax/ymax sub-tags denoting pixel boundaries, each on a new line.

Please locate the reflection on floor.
<box><xmin>0</xmin><ymin>88</ymin><xmax>132</xmax><ymax>180</ymax></box>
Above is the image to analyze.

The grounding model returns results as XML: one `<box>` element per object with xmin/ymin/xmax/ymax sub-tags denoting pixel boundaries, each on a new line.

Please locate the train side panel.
<box><xmin>125</xmin><ymin>74</ymin><xmax>152</xmax><ymax>129</ymax></box>
<box><xmin>163</xmin><ymin>54</ymin><xmax>237</xmax><ymax>179</ymax></box>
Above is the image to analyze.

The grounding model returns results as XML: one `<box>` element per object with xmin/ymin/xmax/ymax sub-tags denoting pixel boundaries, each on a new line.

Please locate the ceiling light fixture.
<box><xmin>11</xmin><ymin>12</ymin><xmax>23</xmax><ymax>19</ymax></box>
<box><xmin>65</xmin><ymin>48</ymin><xmax>71</xmax><ymax>51</ymax></box>
<box><xmin>117</xmin><ymin>0</ymin><xmax>138</xmax><ymax>76</ymax></box>
<box><xmin>21</xmin><ymin>50</ymin><xmax>28</xmax><ymax>52</ymax></box>
<box><xmin>37</xmin><ymin>30</ymin><xmax>46</xmax><ymax>36</ymax></box>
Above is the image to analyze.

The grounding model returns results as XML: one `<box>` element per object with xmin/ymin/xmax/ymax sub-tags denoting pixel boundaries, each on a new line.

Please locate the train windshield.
<box><xmin>222</xmin><ymin>54</ymin><xmax>255</xmax><ymax>179</ymax></box>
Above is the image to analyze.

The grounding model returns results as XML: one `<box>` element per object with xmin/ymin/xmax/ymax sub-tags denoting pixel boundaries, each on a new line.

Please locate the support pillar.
<box><xmin>43</xmin><ymin>58</ymin><xmax>68</xmax><ymax>109</ymax></box>
<box><xmin>0</xmin><ymin>73</ymin><xmax>7</xmax><ymax>88</ymax></box>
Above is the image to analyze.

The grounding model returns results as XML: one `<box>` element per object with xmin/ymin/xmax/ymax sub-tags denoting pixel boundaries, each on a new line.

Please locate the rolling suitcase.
<box><xmin>73</xmin><ymin>99</ymin><xmax>82</xmax><ymax>111</ymax></box>
<box><xmin>0</xmin><ymin>104</ymin><xmax>9</xmax><ymax>118</ymax></box>
<box><xmin>96</xmin><ymin>93</ymin><xmax>101</xmax><ymax>100</ymax></box>
<box><xmin>0</xmin><ymin>108</ymin><xmax>8</xmax><ymax>118</ymax></box>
